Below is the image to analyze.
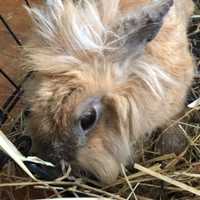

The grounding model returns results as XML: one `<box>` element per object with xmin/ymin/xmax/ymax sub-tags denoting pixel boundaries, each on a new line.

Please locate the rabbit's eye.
<box><xmin>79</xmin><ymin>108</ymin><xmax>97</xmax><ymax>132</ymax></box>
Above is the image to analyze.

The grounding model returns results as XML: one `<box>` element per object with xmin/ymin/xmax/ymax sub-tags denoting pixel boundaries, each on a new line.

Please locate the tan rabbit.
<box><xmin>23</xmin><ymin>0</ymin><xmax>194</xmax><ymax>184</ymax></box>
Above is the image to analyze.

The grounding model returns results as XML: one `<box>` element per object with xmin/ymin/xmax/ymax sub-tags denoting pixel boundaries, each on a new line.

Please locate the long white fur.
<box><xmin>26</xmin><ymin>0</ymin><xmax>176</xmax><ymax>98</ymax></box>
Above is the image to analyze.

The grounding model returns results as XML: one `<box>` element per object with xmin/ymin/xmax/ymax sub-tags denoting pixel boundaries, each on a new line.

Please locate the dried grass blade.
<box><xmin>0</xmin><ymin>130</ymin><xmax>37</xmax><ymax>180</ymax></box>
<box><xmin>188</xmin><ymin>98</ymin><xmax>200</xmax><ymax>108</ymax></box>
<box><xmin>134</xmin><ymin>163</ymin><xmax>200</xmax><ymax>196</ymax></box>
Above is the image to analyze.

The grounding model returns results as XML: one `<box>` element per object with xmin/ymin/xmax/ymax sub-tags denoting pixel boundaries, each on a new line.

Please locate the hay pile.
<box><xmin>1</xmin><ymin>2</ymin><xmax>200</xmax><ymax>200</ymax></box>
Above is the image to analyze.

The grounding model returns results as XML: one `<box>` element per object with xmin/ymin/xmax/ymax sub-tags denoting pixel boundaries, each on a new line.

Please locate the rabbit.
<box><xmin>23</xmin><ymin>0</ymin><xmax>194</xmax><ymax>184</ymax></box>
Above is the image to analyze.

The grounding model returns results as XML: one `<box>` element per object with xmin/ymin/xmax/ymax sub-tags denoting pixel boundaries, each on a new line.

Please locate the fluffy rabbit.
<box><xmin>24</xmin><ymin>0</ymin><xmax>194</xmax><ymax>184</ymax></box>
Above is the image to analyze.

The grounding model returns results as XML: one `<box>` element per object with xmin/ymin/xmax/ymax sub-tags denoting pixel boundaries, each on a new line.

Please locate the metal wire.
<box><xmin>0</xmin><ymin>13</ymin><xmax>32</xmax><ymax>128</ymax></box>
<box><xmin>23</xmin><ymin>0</ymin><xmax>31</xmax><ymax>8</ymax></box>
<box><xmin>0</xmin><ymin>15</ymin><xmax>22</xmax><ymax>46</ymax></box>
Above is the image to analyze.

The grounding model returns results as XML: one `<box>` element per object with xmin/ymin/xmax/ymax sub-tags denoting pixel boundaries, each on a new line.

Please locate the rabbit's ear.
<box><xmin>114</xmin><ymin>0</ymin><xmax>173</xmax><ymax>57</ymax></box>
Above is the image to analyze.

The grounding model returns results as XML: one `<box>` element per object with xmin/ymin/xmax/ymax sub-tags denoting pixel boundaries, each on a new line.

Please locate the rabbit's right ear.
<box><xmin>113</xmin><ymin>0</ymin><xmax>173</xmax><ymax>58</ymax></box>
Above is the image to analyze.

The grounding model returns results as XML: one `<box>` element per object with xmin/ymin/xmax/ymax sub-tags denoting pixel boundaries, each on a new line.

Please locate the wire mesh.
<box><xmin>0</xmin><ymin>0</ymin><xmax>33</xmax><ymax>130</ymax></box>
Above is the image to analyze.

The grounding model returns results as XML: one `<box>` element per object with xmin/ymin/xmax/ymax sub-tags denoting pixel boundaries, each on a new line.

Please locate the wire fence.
<box><xmin>0</xmin><ymin>0</ymin><xmax>33</xmax><ymax>130</ymax></box>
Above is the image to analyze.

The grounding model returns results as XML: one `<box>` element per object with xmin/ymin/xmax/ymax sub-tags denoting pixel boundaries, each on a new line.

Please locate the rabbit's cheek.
<box><xmin>31</xmin><ymin>135</ymin><xmax>78</xmax><ymax>165</ymax></box>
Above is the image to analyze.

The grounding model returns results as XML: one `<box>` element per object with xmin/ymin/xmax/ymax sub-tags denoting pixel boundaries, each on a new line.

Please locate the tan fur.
<box><xmin>24</xmin><ymin>0</ymin><xmax>194</xmax><ymax>184</ymax></box>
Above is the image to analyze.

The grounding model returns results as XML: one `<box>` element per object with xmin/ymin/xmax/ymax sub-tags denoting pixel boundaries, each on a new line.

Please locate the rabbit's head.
<box><xmin>24</xmin><ymin>0</ymin><xmax>173</xmax><ymax>183</ymax></box>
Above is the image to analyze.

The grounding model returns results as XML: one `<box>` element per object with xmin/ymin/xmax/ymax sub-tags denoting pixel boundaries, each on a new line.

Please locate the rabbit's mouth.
<box><xmin>30</xmin><ymin>137</ymin><xmax>121</xmax><ymax>184</ymax></box>
<box><xmin>29</xmin><ymin>138</ymin><xmax>98</xmax><ymax>182</ymax></box>
<box><xmin>29</xmin><ymin>150</ymin><xmax>106</xmax><ymax>183</ymax></box>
